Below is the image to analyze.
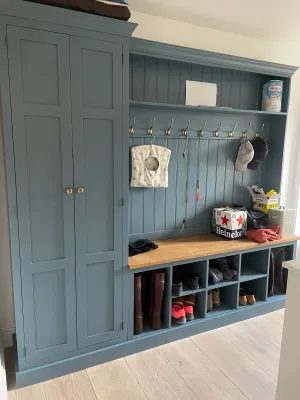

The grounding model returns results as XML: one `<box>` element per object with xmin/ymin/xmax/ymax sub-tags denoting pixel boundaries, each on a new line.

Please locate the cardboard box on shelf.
<box><xmin>185</xmin><ymin>81</ymin><xmax>217</xmax><ymax>107</ymax></box>
<box><xmin>212</xmin><ymin>207</ymin><xmax>247</xmax><ymax>240</ymax></box>
<box><xmin>247</xmin><ymin>186</ymin><xmax>280</xmax><ymax>214</ymax></box>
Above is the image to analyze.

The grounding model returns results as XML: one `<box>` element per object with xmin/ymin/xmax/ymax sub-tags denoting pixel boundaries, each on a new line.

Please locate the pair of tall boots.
<box><xmin>134</xmin><ymin>270</ymin><xmax>165</xmax><ymax>335</ymax></box>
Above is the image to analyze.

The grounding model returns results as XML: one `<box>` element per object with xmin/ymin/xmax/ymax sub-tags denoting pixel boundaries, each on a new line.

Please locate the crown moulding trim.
<box><xmin>130</xmin><ymin>37</ymin><xmax>298</xmax><ymax>77</ymax></box>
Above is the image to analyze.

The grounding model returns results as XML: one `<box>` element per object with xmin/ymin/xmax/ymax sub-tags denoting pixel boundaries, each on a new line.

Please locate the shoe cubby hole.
<box><xmin>241</xmin><ymin>249</ymin><xmax>269</xmax><ymax>278</ymax></box>
<box><xmin>207</xmin><ymin>284</ymin><xmax>239</xmax><ymax>318</ymax></box>
<box><xmin>267</xmin><ymin>246</ymin><xmax>292</xmax><ymax>298</ymax></box>
<box><xmin>172</xmin><ymin>292</ymin><xmax>206</xmax><ymax>327</ymax></box>
<box><xmin>134</xmin><ymin>269</ymin><xmax>169</xmax><ymax>336</ymax></box>
<box><xmin>173</xmin><ymin>260</ymin><xmax>207</xmax><ymax>294</ymax></box>
<box><xmin>208</xmin><ymin>255</ymin><xmax>239</xmax><ymax>288</ymax></box>
<box><xmin>240</xmin><ymin>277</ymin><xmax>268</xmax><ymax>304</ymax></box>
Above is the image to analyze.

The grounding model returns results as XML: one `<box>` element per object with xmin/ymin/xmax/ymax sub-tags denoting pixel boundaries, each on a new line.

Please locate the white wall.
<box><xmin>1</xmin><ymin>11</ymin><xmax>300</xmax><ymax>345</ymax></box>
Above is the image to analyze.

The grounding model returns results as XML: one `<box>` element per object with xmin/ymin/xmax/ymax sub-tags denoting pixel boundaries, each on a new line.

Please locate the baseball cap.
<box><xmin>247</xmin><ymin>137</ymin><xmax>269</xmax><ymax>170</ymax></box>
<box><xmin>235</xmin><ymin>141</ymin><xmax>254</xmax><ymax>172</ymax></box>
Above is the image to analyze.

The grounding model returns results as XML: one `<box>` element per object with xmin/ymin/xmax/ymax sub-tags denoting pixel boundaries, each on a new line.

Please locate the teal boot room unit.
<box><xmin>0</xmin><ymin>0</ymin><xmax>299</xmax><ymax>387</ymax></box>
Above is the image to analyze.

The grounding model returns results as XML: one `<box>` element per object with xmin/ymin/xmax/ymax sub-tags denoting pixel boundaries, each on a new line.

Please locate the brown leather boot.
<box><xmin>134</xmin><ymin>274</ymin><xmax>143</xmax><ymax>335</ymax></box>
<box><xmin>212</xmin><ymin>289</ymin><xmax>221</xmax><ymax>308</ymax></box>
<box><xmin>150</xmin><ymin>270</ymin><xmax>165</xmax><ymax>330</ymax></box>
<box><xmin>207</xmin><ymin>291</ymin><xmax>213</xmax><ymax>312</ymax></box>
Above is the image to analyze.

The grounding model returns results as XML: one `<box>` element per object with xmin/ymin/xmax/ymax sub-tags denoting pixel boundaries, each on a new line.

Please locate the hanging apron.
<box><xmin>131</xmin><ymin>144</ymin><xmax>171</xmax><ymax>188</ymax></box>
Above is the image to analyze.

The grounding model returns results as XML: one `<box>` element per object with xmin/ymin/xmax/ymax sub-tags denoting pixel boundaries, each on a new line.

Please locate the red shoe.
<box><xmin>172</xmin><ymin>299</ymin><xmax>186</xmax><ymax>325</ymax></box>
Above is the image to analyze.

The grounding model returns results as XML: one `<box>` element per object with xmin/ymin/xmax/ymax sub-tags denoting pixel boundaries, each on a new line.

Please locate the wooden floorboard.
<box><xmin>191</xmin><ymin>328</ymin><xmax>277</xmax><ymax>400</ymax></box>
<box><xmin>160</xmin><ymin>337</ymin><xmax>248</xmax><ymax>399</ymax></box>
<box><xmin>43</xmin><ymin>371</ymin><xmax>97</xmax><ymax>400</ymax></box>
<box><xmin>220</xmin><ymin>321</ymin><xmax>280</xmax><ymax>379</ymax></box>
<box><xmin>125</xmin><ymin>347</ymin><xmax>198</xmax><ymax>400</ymax></box>
<box><xmin>8</xmin><ymin>382</ymin><xmax>47</xmax><ymax>400</ymax></box>
<box><xmin>243</xmin><ymin>314</ymin><xmax>283</xmax><ymax>348</ymax></box>
<box><xmin>87</xmin><ymin>358</ymin><xmax>148</xmax><ymax>400</ymax></box>
<box><xmin>267</xmin><ymin>308</ymin><xmax>285</xmax><ymax>325</ymax></box>
<box><xmin>6</xmin><ymin>310</ymin><xmax>284</xmax><ymax>400</ymax></box>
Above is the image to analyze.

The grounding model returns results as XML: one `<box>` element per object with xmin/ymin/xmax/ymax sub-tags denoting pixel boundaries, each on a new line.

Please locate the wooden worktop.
<box><xmin>128</xmin><ymin>233</ymin><xmax>300</xmax><ymax>270</ymax></box>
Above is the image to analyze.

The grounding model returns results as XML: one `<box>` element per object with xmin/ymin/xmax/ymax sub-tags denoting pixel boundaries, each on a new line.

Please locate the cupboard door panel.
<box><xmin>7</xmin><ymin>26</ymin><xmax>76</xmax><ymax>362</ymax></box>
<box><xmin>33</xmin><ymin>269</ymin><xmax>67</xmax><ymax>351</ymax></box>
<box><xmin>86</xmin><ymin>261</ymin><xmax>115</xmax><ymax>338</ymax></box>
<box><xmin>24</xmin><ymin>116</ymin><xmax>65</xmax><ymax>263</ymax></box>
<box><xmin>83</xmin><ymin>119</ymin><xmax>114</xmax><ymax>255</ymax></box>
<box><xmin>20</xmin><ymin>39</ymin><xmax>60</xmax><ymax>105</ymax></box>
<box><xmin>70</xmin><ymin>36</ymin><xmax>124</xmax><ymax>348</ymax></box>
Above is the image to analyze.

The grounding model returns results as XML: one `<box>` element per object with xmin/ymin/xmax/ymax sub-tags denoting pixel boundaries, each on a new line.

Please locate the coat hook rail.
<box><xmin>182</xmin><ymin>119</ymin><xmax>190</xmax><ymax>136</ymax></box>
<box><xmin>256</xmin><ymin>123</ymin><xmax>265</xmax><ymax>137</ymax></box>
<box><xmin>242</xmin><ymin>122</ymin><xmax>251</xmax><ymax>138</ymax></box>
<box><xmin>214</xmin><ymin>121</ymin><xmax>222</xmax><ymax>137</ymax></box>
<box><xmin>148</xmin><ymin>117</ymin><xmax>156</xmax><ymax>135</ymax></box>
<box><xmin>198</xmin><ymin>120</ymin><xmax>207</xmax><ymax>137</ymax></box>
<box><xmin>165</xmin><ymin>118</ymin><xmax>174</xmax><ymax>136</ymax></box>
<box><xmin>129</xmin><ymin>116</ymin><xmax>136</xmax><ymax>135</ymax></box>
<box><xmin>228</xmin><ymin>121</ymin><xmax>237</xmax><ymax>137</ymax></box>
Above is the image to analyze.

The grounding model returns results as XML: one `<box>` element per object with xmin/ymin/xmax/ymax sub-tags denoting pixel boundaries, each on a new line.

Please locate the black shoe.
<box><xmin>183</xmin><ymin>276</ymin><xmax>199</xmax><ymax>290</ymax></box>
<box><xmin>172</xmin><ymin>280</ymin><xmax>183</xmax><ymax>296</ymax></box>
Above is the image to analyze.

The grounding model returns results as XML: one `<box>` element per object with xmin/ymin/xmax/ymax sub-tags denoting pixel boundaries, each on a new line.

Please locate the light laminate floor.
<box><xmin>5</xmin><ymin>309</ymin><xmax>285</xmax><ymax>400</ymax></box>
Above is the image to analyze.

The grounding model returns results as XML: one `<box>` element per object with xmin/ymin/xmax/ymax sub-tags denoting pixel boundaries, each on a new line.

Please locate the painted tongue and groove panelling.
<box><xmin>128</xmin><ymin>55</ymin><xmax>286</xmax><ymax>240</ymax></box>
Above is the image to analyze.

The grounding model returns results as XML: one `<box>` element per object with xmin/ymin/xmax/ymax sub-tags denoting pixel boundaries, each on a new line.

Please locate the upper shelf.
<box><xmin>129</xmin><ymin>101</ymin><xmax>288</xmax><ymax>117</ymax></box>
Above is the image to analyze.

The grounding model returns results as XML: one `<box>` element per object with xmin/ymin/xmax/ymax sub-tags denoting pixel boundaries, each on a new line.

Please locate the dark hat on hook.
<box><xmin>247</xmin><ymin>137</ymin><xmax>269</xmax><ymax>170</ymax></box>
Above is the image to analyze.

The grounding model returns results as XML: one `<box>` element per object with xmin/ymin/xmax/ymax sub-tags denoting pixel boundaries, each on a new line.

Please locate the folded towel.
<box><xmin>247</xmin><ymin>227</ymin><xmax>282</xmax><ymax>243</ymax></box>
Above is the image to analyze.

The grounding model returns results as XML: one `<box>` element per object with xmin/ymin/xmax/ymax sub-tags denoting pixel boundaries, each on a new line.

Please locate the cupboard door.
<box><xmin>70</xmin><ymin>36</ymin><xmax>124</xmax><ymax>348</ymax></box>
<box><xmin>7</xmin><ymin>26</ymin><xmax>77</xmax><ymax>362</ymax></box>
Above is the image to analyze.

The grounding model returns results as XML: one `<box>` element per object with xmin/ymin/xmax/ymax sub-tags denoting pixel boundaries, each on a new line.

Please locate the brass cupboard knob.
<box><xmin>66</xmin><ymin>188</ymin><xmax>73</xmax><ymax>195</ymax></box>
<box><xmin>77</xmin><ymin>188</ymin><xmax>84</xmax><ymax>194</ymax></box>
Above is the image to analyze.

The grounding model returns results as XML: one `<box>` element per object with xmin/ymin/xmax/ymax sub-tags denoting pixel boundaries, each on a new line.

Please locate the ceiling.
<box><xmin>129</xmin><ymin>0</ymin><xmax>299</xmax><ymax>41</ymax></box>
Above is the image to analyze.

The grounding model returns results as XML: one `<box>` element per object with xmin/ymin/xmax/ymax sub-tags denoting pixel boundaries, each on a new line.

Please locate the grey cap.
<box><xmin>235</xmin><ymin>141</ymin><xmax>254</xmax><ymax>172</ymax></box>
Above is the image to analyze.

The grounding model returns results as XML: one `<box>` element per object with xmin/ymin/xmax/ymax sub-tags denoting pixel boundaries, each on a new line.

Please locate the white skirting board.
<box><xmin>0</xmin><ymin>335</ymin><xmax>7</xmax><ymax>400</ymax></box>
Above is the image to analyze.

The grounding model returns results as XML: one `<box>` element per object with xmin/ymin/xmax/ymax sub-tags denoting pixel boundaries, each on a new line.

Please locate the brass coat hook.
<box><xmin>148</xmin><ymin>117</ymin><xmax>156</xmax><ymax>135</ymax></box>
<box><xmin>129</xmin><ymin>116</ymin><xmax>136</xmax><ymax>135</ymax></box>
<box><xmin>198</xmin><ymin>120</ymin><xmax>207</xmax><ymax>137</ymax></box>
<box><xmin>182</xmin><ymin>119</ymin><xmax>190</xmax><ymax>136</ymax></box>
<box><xmin>228</xmin><ymin>121</ymin><xmax>237</xmax><ymax>137</ymax></box>
<box><xmin>242</xmin><ymin>122</ymin><xmax>251</xmax><ymax>138</ymax></box>
<box><xmin>256</xmin><ymin>123</ymin><xmax>265</xmax><ymax>137</ymax></box>
<box><xmin>214</xmin><ymin>121</ymin><xmax>222</xmax><ymax>137</ymax></box>
<box><xmin>165</xmin><ymin>118</ymin><xmax>174</xmax><ymax>136</ymax></box>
